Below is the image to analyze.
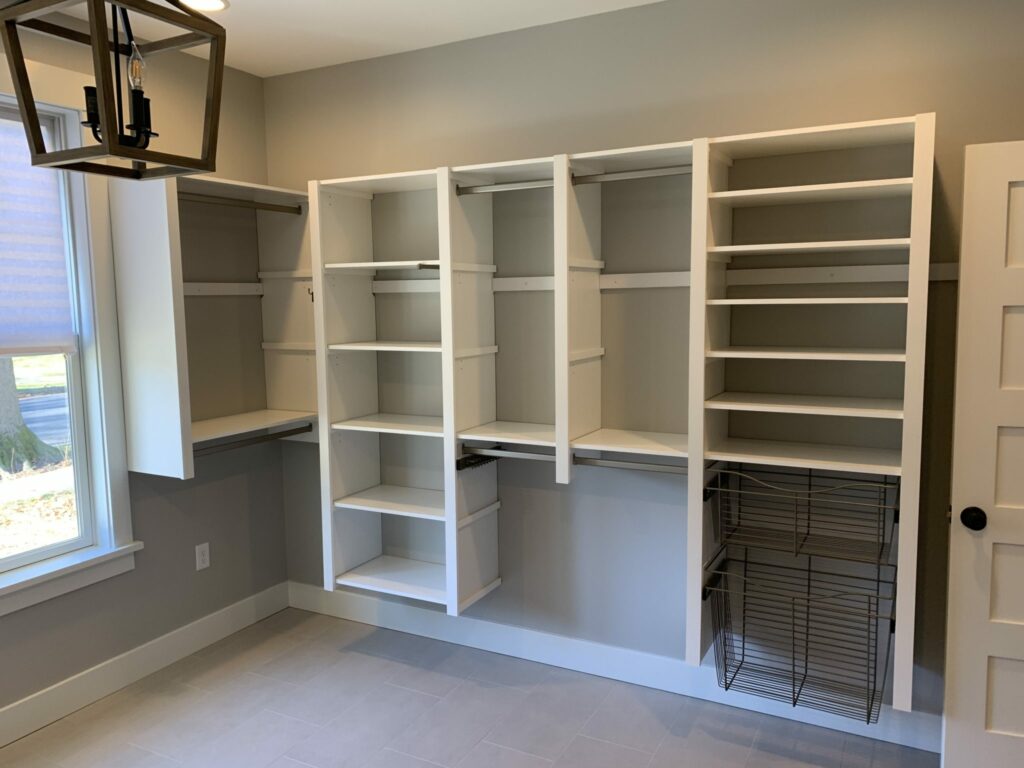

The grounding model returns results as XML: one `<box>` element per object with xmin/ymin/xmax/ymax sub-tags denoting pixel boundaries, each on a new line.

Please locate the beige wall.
<box><xmin>262</xmin><ymin>0</ymin><xmax>1024</xmax><ymax>711</ymax></box>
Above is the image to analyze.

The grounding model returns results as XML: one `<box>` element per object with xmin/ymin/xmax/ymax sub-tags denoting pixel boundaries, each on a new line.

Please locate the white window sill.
<box><xmin>0</xmin><ymin>541</ymin><xmax>144</xmax><ymax>618</ymax></box>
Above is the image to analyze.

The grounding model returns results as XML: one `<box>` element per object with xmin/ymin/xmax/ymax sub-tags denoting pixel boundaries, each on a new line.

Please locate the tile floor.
<box><xmin>0</xmin><ymin>609</ymin><xmax>939</xmax><ymax>768</ymax></box>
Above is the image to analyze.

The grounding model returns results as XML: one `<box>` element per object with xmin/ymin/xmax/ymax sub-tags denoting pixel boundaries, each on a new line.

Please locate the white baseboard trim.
<box><xmin>0</xmin><ymin>582</ymin><xmax>289</xmax><ymax>748</ymax></box>
<box><xmin>289</xmin><ymin>581</ymin><xmax>942</xmax><ymax>753</ymax></box>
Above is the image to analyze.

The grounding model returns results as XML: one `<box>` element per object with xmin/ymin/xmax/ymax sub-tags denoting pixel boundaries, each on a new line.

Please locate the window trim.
<box><xmin>0</xmin><ymin>95</ymin><xmax>140</xmax><ymax>616</ymax></box>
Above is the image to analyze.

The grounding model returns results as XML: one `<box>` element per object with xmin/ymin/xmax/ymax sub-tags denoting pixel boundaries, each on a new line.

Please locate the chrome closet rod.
<box><xmin>456</xmin><ymin>179</ymin><xmax>554</xmax><ymax>195</ymax></box>
<box><xmin>179</xmin><ymin>191</ymin><xmax>304</xmax><ymax>215</ymax></box>
<box><xmin>461</xmin><ymin>445</ymin><xmax>687</xmax><ymax>474</ymax></box>
<box><xmin>572</xmin><ymin>165</ymin><xmax>693</xmax><ymax>185</ymax></box>
<box><xmin>193</xmin><ymin>423</ymin><xmax>313</xmax><ymax>457</ymax></box>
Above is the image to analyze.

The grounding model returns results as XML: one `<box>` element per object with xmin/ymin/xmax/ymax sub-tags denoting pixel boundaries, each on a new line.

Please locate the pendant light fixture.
<box><xmin>0</xmin><ymin>0</ymin><xmax>226</xmax><ymax>179</ymax></box>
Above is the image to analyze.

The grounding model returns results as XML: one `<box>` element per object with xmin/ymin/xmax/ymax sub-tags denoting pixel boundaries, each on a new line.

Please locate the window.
<box><xmin>0</xmin><ymin>98</ymin><xmax>138</xmax><ymax>613</ymax></box>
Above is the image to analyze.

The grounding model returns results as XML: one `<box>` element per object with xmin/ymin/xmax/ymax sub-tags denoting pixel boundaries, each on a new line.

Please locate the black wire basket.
<box><xmin>704</xmin><ymin>547</ymin><xmax>896</xmax><ymax>724</ymax></box>
<box><xmin>708</xmin><ymin>467</ymin><xmax>899</xmax><ymax>565</ymax></box>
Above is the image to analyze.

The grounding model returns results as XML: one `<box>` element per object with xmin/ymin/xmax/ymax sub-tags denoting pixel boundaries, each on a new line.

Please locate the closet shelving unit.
<box><xmin>311</xmin><ymin>169</ymin><xmax>501</xmax><ymax>614</ymax></box>
<box><xmin>689</xmin><ymin>114</ymin><xmax>934</xmax><ymax>715</ymax></box>
<box><xmin>109</xmin><ymin>175</ymin><xmax>317</xmax><ymax>480</ymax></box>
<box><xmin>560</xmin><ymin>143</ymin><xmax>694</xmax><ymax>471</ymax></box>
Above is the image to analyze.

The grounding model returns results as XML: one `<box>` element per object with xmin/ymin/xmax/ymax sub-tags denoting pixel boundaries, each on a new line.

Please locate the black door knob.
<box><xmin>960</xmin><ymin>506</ymin><xmax>987</xmax><ymax>531</ymax></box>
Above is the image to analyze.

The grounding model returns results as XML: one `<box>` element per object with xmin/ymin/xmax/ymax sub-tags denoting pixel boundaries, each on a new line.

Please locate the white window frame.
<box><xmin>0</xmin><ymin>96</ymin><xmax>141</xmax><ymax>617</ymax></box>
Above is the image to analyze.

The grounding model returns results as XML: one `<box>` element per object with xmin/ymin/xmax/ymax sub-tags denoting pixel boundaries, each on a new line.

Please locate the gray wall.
<box><xmin>263</xmin><ymin>0</ymin><xmax>1024</xmax><ymax>712</ymax></box>
<box><xmin>0</xmin><ymin>445</ymin><xmax>286</xmax><ymax>707</ymax></box>
<box><xmin>0</xmin><ymin>34</ymin><xmax>276</xmax><ymax>709</ymax></box>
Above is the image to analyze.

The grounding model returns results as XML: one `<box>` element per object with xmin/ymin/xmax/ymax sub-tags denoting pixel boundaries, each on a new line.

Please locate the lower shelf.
<box><xmin>458</xmin><ymin>421</ymin><xmax>555</xmax><ymax>447</ymax></box>
<box><xmin>335</xmin><ymin>555</ymin><xmax>446</xmax><ymax>604</ymax></box>
<box><xmin>572</xmin><ymin>428</ymin><xmax>688</xmax><ymax>458</ymax></box>
<box><xmin>334</xmin><ymin>485</ymin><xmax>444</xmax><ymax>520</ymax></box>
<box><xmin>706</xmin><ymin>437</ymin><xmax>902</xmax><ymax>475</ymax></box>
<box><xmin>191</xmin><ymin>409</ymin><xmax>316</xmax><ymax>444</ymax></box>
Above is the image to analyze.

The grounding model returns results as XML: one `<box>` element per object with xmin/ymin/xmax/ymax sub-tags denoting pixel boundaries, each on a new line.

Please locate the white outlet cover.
<box><xmin>195</xmin><ymin>543</ymin><xmax>210</xmax><ymax>571</ymax></box>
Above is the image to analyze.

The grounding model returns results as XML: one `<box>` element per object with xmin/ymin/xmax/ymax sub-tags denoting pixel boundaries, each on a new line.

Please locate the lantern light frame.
<box><xmin>0</xmin><ymin>0</ymin><xmax>225</xmax><ymax>179</ymax></box>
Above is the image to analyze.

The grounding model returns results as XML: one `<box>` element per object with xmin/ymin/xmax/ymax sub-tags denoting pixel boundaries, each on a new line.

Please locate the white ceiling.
<box><xmin>136</xmin><ymin>0</ymin><xmax>665</xmax><ymax>78</ymax></box>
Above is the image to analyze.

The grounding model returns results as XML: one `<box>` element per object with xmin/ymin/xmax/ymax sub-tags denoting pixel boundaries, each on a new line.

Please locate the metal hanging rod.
<box><xmin>461</xmin><ymin>445</ymin><xmax>687</xmax><ymax>474</ymax></box>
<box><xmin>573</xmin><ymin>456</ymin><xmax>687</xmax><ymax>475</ymax></box>
<box><xmin>456</xmin><ymin>179</ymin><xmax>554</xmax><ymax>196</ymax></box>
<box><xmin>462</xmin><ymin>446</ymin><xmax>556</xmax><ymax>462</ymax></box>
<box><xmin>573</xmin><ymin>165</ymin><xmax>693</xmax><ymax>186</ymax></box>
<box><xmin>179</xmin><ymin>192</ymin><xmax>304</xmax><ymax>216</ymax></box>
<box><xmin>193</xmin><ymin>423</ymin><xmax>313</xmax><ymax>457</ymax></box>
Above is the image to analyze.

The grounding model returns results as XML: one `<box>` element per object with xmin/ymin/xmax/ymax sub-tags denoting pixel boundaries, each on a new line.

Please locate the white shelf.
<box><xmin>709</xmin><ymin>178</ymin><xmax>913</xmax><ymax>207</ymax></box>
<box><xmin>335</xmin><ymin>555</ymin><xmax>446</xmax><ymax>604</ymax></box>
<box><xmin>328</xmin><ymin>341</ymin><xmax>441</xmax><ymax>353</ymax></box>
<box><xmin>331</xmin><ymin>413</ymin><xmax>443</xmax><ymax>437</ymax></box>
<box><xmin>707</xmin><ymin>346</ymin><xmax>906</xmax><ymax>362</ymax></box>
<box><xmin>262</xmin><ymin>341</ymin><xmax>315</xmax><ymax>352</ymax></box>
<box><xmin>707</xmin><ymin>297</ymin><xmax>907</xmax><ymax>306</ymax></box>
<box><xmin>572</xmin><ymin>428</ymin><xmax>688</xmax><ymax>458</ymax></box>
<box><xmin>334</xmin><ymin>485</ymin><xmax>444</xmax><ymax>520</ymax></box>
<box><xmin>706</xmin><ymin>392</ymin><xmax>904</xmax><ymax>419</ymax></box>
<box><xmin>458</xmin><ymin>421</ymin><xmax>555</xmax><ymax>447</ymax></box>
<box><xmin>182</xmin><ymin>282</ymin><xmax>264</xmax><ymax>297</ymax></box>
<box><xmin>324</xmin><ymin>260</ymin><xmax>440</xmax><ymax>271</ymax></box>
<box><xmin>709</xmin><ymin>116</ymin><xmax>916</xmax><ymax>159</ymax></box>
<box><xmin>706</xmin><ymin>437</ymin><xmax>902</xmax><ymax>476</ymax></box>
<box><xmin>709</xmin><ymin>238</ymin><xmax>911</xmax><ymax>257</ymax></box>
<box><xmin>258</xmin><ymin>270</ymin><xmax>312</xmax><ymax>280</ymax></box>
<box><xmin>192</xmin><ymin>409</ymin><xmax>315</xmax><ymax>444</ymax></box>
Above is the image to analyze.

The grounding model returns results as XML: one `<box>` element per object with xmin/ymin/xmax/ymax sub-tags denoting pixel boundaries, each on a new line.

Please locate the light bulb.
<box><xmin>182</xmin><ymin>0</ymin><xmax>228</xmax><ymax>10</ymax></box>
<box><xmin>128</xmin><ymin>42</ymin><xmax>145</xmax><ymax>90</ymax></box>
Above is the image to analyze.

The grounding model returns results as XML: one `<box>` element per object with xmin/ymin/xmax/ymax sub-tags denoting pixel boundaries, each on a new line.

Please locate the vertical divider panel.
<box><xmin>685</xmin><ymin>139</ymin><xmax>711</xmax><ymax>665</ymax></box>
<box><xmin>308</xmin><ymin>180</ymin><xmax>336</xmax><ymax>590</ymax></box>
<box><xmin>438</xmin><ymin>167</ymin><xmax>460</xmax><ymax>615</ymax></box>
<box><xmin>554</xmin><ymin>155</ymin><xmax>571</xmax><ymax>483</ymax></box>
<box><xmin>891</xmin><ymin>113</ymin><xmax>935</xmax><ymax>712</ymax></box>
<box><xmin>564</xmin><ymin>157</ymin><xmax>603</xmax><ymax>467</ymax></box>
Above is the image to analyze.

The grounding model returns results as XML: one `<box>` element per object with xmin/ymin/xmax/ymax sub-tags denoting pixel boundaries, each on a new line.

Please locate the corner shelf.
<box><xmin>458</xmin><ymin>421</ymin><xmax>556</xmax><ymax>447</ymax></box>
<box><xmin>705</xmin><ymin>437</ymin><xmax>902</xmax><ymax>476</ymax></box>
<box><xmin>335</xmin><ymin>556</ymin><xmax>447</xmax><ymax>604</ymax></box>
<box><xmin>706</xmin><ymin>392</ymin><xmax>903</xmax><ymax>419</ymax></box>
<box><xmin>191</xmin><ymin>409</ymin><xmax>316</xmax><ymax>444</ymax></box>
<box><xmin>571</xmin><ymin>428</ymin><xmax>688</xmax><ymax>458</ymax></box>
<box><xmin>331</xmin><ymin>413</ymin><xmax>443</xmax><ymax>437</ymax></box>
<box><xmin>334</xmin><ymin>485</ymin><xmax>444</xmax><ymax>520</ymax></box>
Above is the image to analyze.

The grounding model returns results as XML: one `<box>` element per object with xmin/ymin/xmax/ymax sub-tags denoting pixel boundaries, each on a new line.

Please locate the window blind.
<box><xmin>0</xmin><ymin>115</ymin><xmax>75</xmax><ymax>355</ymax></box>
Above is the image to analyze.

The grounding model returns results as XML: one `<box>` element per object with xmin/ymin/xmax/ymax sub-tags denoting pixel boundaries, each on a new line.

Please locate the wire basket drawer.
<box><xmin>708</xmin><ymin>467</ymin><xmax>899</xmax><ymax>565</ymax></box>
<box><xmin>705</xmin><ymin>549</ymin><xmax>896</xmax><ymax>723</ymax></box>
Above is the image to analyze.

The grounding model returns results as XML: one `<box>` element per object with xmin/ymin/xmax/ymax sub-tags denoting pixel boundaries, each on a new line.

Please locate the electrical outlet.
<box><xmin>195</xmin><ymin>542</ymin><xmax>210</xmax><ymax>571</ymax></box>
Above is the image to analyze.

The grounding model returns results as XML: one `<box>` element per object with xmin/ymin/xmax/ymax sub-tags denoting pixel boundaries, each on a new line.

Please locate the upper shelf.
<box><xmin>191</xmin><ymin>409</ymin><xmax>316</xmax><ymax>444</ymax></box>
<box><xmin>458</xmin><ymin>421</ymin><xmax>556</xmax><ymax>448</ymax></box>
<box><xmin>706</xmin><ymin>437</ymin><xmax>903</xmax><ymax>476</ymax></box>
<box><xmin>706</xmin><ymin>392</ymin><xmax>904</xmax><ymax>419</ymax></box>
<box><xmin>332</xmin><ymin>413</ymin><xmax>443</xmax><ymax>438</ymax></box>
<box><xmin>325</xmin><ymin>260</ymin><xmax>441</xmax><ymax>272</ymax></box>
<box><xmin>709</xmin><ymin>178</ymin><xmax>913</xmax><ymax>207</ymax></box>
<box><xmin>329</xmin><ymin>341</ymin><xmax>441</xmax><ymax>353</ymax></box>
<box><xmin>709</xmin><ymin>238</ymin><xmax>911</xmax><ymax>257</ymax></box>
<box><xmin>707</xmin><ymin>346</ymin><xmax>906</xmax><ymax>362</ymax></box>
<box><xmin>707</xmin><ymin>297</ymin><xmax>907</xmax><ymax>306</ymax></box>
<box><xmin>709</xmin><ymin>116</ymin><xmax>916</xmax><ymax>159</ymax></box>
<box><xmin>571</xmin><ymin>428</ymin><xmax>687</xmax><ymax>458</ymax></box>
<box><xmin>334</xmin><ymin>485</ymin><xmax>444</xmax><ymax>521</ymax></box>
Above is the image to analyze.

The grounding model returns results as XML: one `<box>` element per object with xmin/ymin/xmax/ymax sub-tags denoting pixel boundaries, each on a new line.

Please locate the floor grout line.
<box><xmin>480</xmin><ymin>739</ymin><xmax>556</xmax><ymax>764</ymax></box>
<box><xmin>383</xmin><ymin>745</ymin><xmax>448</xmax><ymax>767</ymax></box>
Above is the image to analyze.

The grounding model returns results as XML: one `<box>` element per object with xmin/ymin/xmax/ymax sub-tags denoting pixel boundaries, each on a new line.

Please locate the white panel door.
<box><xmin>944</xmin><ymin>141</ymin><xmax>1024</xmax><ymax>767</ymax></box>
